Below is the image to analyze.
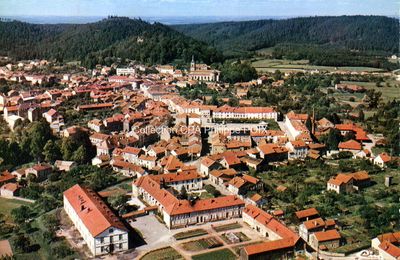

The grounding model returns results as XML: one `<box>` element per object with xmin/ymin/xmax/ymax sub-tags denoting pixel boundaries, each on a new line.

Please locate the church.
<box><xmin>188</xmin><ymin>57</ymin><xmax>220</xmax><ymax>82</ymax></box>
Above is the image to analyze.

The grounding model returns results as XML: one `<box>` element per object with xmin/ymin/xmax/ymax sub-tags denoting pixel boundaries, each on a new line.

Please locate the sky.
<box><xmin>0</xmin><ymin>0</ymin><xmax>398</xmax><ymax>18</ymax></box>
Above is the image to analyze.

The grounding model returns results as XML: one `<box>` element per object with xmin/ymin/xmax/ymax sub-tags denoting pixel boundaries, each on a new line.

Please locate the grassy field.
<box><xmin>212</xmin><ymin>222</ymin><xmax>242</xmax><ymax>232</ymax></box>
<box><xmin>341</xmin><ymin>81</ymin><xmax>400</xmax><ymax>101</ymax></box>
<box><xmin>173</xmin><ymin>229</ymin><xmax>208</xmax><ymax>240</ymax></box>
<box><xmin>251</xmin><ymin>58</ymin><xmax>385</xmax><ymax>73</ymax></box>
<box><xmin>0</xmin><ymin>197</ymin><xmax>31</xmax><ymax>222</ymax></box>
<box><xmin>192</xmin><ymin>249</ymin><xmax>237</xmax><ymax>260</ymax></box>
<box><xmin>141</xmin><ymin>246</ymin><xmax>183</xmax><ymax>260</ymax></box>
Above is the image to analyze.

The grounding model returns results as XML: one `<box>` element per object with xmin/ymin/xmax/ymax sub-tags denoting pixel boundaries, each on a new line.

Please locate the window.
<box><xmin>119</xmin><ymin>234</ymin><xmax>123</xmax><ymax>240</ymax></box>
<box><xmin>100</xmin><ymin>237</ymin><xmax>104</xmax><ymax>243</ymax></box>
<box><xmin>119</xmin><ymin>243</ymin><xmax>123</xmax><ymax>249</ymax></box>
<box><xmin>101</xmin><ymin>246</ymin><xmax>104</xmax><ymax>252</ymax></box>
<box><xmin>109</xmin><ymin>228</ymin><xmax>114</xmax><ymax>233</ymax></box>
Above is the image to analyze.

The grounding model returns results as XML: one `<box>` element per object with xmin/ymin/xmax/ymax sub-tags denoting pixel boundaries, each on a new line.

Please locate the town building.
<box><xmin>371</xmin><ymin>231</ymin><xmax>400</xmax><ymax>260</ymax></box>
<box><xmin>63</xmin><ymin>184</ymin><xmax>130</xmax><ymax>256</ymax></box>
<box><xmin>133</xmin><ymin>176</ymin><xmax>245</xmax><ymax>229</ymax></box>
<box><xmin>309</xmin><ymin>229</ymin><xmax>341</xmax><ymax>251</ymax></box>
<box><xmin>241</xmin><ymin>205</ymin><xmax>300</xmax><ymax>260</ymax></box>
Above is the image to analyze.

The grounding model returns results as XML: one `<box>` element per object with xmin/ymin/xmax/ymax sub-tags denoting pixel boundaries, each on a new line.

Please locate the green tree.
<box><xmin>13</xmin><ymin>234</ymin><xmax>31</xmax><ymax>253</ymax></box>
<box><xmin>11</xmin><ymin>205</ymin><xmax>32</xmax><ymax>224</ymax></box>
<box><xmin>43</xmin><ymin>140</ymin><xmax>61</xmax><ymax>163</ymax></box>
<box><xmin>364</xmin><ymin>89</ymin><xmax>382</xmax><ymax>108</ymax></box>
<box><xmin>358</xmin><ymin>110</ymin><xmax>365</xmax><ymax>121</ymax></box>
<box><xmin>325</xmin><ymin>129</ymin><xmax>342</xmax><ymax>150</ymax></box>
<box><xmin>51</xmin><ymin>243</ymin><xmax>73</xmax><ymax>258</ymax></box>
<box><xmin>73</xmin><ymin>145</ymin><xmax>87</xmax><ymax>164</ymax></box>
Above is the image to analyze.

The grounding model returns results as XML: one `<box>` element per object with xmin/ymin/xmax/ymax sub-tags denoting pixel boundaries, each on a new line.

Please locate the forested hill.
<box><xmin>0</xmin><ymin>17</ymin><xmax>222</xmax><ymax>67</ymax></box>
<box><xmin>173</xmin><ymin>16</ymin><xmax>399</xmax><ymax>56</ymax></box>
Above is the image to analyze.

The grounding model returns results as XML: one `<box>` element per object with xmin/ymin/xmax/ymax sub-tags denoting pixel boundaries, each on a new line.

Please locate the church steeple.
<box><xmin>190</xmin><ymin>55</ymin><xmax>196</xmax><ymax>71</ymax></box>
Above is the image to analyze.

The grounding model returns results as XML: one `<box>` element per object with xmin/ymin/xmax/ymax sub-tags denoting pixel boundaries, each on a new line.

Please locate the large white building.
<box><xmin>212</xmin><ymin>105</ymin><xmax>278</xmax><ymax>121</ymax></box>
<box><xmin>63</xmin><ymin>184</ymin><xmax>129</xmax><ymax>256</ymax></box>
<box><xmin>132</xmin><ymin>176</ymin><xmax>244</xmax><ymax>229</ymax></box>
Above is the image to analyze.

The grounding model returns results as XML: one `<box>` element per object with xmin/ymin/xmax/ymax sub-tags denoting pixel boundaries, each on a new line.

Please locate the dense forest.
<box><xmin>174</xmin><ymin>16</ymin><xmax>399</xmax><ymax>68</ymax></box>
<box><xmin>0</xmin><ymin>16</ymin><xmax>398</xmax><ymax>69</ymax></box>
<box><xmin>0</xmin><ymin>16</ymin><xmax>223</xmax><ymax>67</ymax></box>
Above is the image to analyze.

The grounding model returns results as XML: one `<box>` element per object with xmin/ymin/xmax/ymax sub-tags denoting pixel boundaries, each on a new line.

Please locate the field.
<box><xmin>0</xmin><ymin>197</ymin><xmax>31</xmax><ymax>222</ymax></box>
<box><xmin>341</xmin><ymin>81</ymin><xmax>400</xmax><ymax>101</ymax></box>
<box><xmin>173</xmin><ymin>229</ymin><xmax>208</xmax><ymax>240</ymax></box>
<box><xmin>181</xmin><ymin>237</ymin><xmax>222</xmax><ymax>251</ymax></box>
<box><xmin>251</xmin><ymin>58</ymin><xmax>385</xmax><ymax>73</ymax></box>
<box><xmin>212</xmin><ymin>222</ymin><xmax>242</xmax><ymax>232</ymax></box>
<box><xmin>141</xmin><ymin>247</ymin><xmax>183</xmax><ymax>260</ymax></box>
<box><xmin>192</xmin><ymin>249</ymin><xmax>237</xmax><ymax>260</ymax></box>
<box><xmin>321</xmin><ymin>80</ymin><xmax>399</xmax><ymax>111</ymax></box>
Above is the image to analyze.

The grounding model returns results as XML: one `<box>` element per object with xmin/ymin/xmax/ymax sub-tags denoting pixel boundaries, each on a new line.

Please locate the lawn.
<box><xmin>252</xmin><ymin>58</ymin><xmax>384</xmax><ymax>73</ymax></box>
<box><xmin>173</xmin><ymin>229</ymin><xmax>208</xmax><ymax>240</ymax></box>
<box><xmin>192</xmin><ymin>249</ymin><xmax>237</xmax><ymax>260</ymax></box>
<box><xmin>0</xmin><ymin>197</ymin><xmax>31</xmax><ymax>222</ymax></box>
<box><xmin>181</xmin><ymin>237</ymin><xmax>222</xmax><ymax>252</ymax></box>
<box><xmin>212</xmin><ymin>222</ymin><xmax>242</xmax><ymax>232</ymax></box>
<box><xmin>141</xmin><ymin>246</ymin><xmax>183</xmax><ymax>260</ymax></box>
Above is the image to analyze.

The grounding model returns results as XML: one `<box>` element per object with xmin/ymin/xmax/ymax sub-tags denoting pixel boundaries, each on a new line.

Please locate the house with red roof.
<box><xmin>295</xmin><ymin>208</ymin><xmax>320</xmax><ymax>222</ymax></box>
<box><xmin>338</xmin><ymin>139</ymin><xmax>362</xmax><ymax>153</ymax></box>
<box><xmin>241</xmin><ymin>205</ymin><xmax>300</xmax><ymax>260</ymax></box>
<box><xmin>371</xmin><ymin>231</ymin><xmax>400</xmax><ymax>260</ymax></box>
<box><xmin>327</xmin><ymin>171</ymin><xmax>371</xmax><ymax>194</ymax></box>
<box><xmin>25</xmin><ymin>163</ymin><xmax>53</xmax><ymax>181</ymax></box>
<box><xmin>0</xmin><ymin>183</ymin><xmax>20</xmax><ymax>198</ymax></box>
<box><xmin>299</xmin><ymin>217</ymin><xmax>336</xmax><ymax>242</ymax></box>
<box><xmin>63</xmin><ymin>184</ymin><xmax>129</xmax><ymax>256</ymax></box>
<box><xmin>0</xmin><ymin>171</ymin><xmax>16</xmax><ymax>186</ymax></box>
<box><xmin>200</xmin><ymin>157</ymin><xmax>221</xmax><ymax>177</ymax></box>
<box><xmin>227</xmin><ymin>174</ymin><xmax>263</xmax><ymax>195</ymax></box>
<box><xmin>286</xmin><ymin>140</ymin><xmax>308</xmax><ymax>160</ymax></box>
<box><xmin>373</xmin><ymin>153</ymin><xmax>392</xmax><ymax>168</ymax></box>
<box><xmin>309</xmin><ymin>229</ymin><xmax>341</xmax><ymax>251</ymax></box>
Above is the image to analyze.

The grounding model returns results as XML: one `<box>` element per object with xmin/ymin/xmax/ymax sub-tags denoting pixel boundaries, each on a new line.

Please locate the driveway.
<box><xmin>129</xmin><ymin>215</ymin><xmax>176</xmax><ymax>252</ymax></box>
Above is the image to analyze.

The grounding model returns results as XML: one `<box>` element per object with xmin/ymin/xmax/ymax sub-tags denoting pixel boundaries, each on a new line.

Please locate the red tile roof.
<box><xmin>150</xmin><ymin>171</ymin><xmax>201</xmax><ymax>184</ymax></box>
<box><xmin>313</xmin><ymin>229</ymin><xmax>341</xmax><ymax>242</ymax></box>
<box><xmin>135</xmin><ymin>176</ymin><xmax>244</xmax><ymax>216</ymax></box>
<box><xmin>328</xmin><ymin>173</ymin><xmax>353</xmax><ymax>186</ymax></box>
<box><xmin>338</xmin><ymin>139</ymin><xmax>362</xmax><ymax>150</ymax></box>
<box><xmin>63</xmin><ymin>184</ymin><xmax>128</xmax><ymax>237</ymax></box>
<box><xmin>378</xmin><ymin>153</ymin><xmax>392</xmax><ymax>163</ymax></box>
<box><xmin>379</xmin><ymin>241</ymin><xmax>400</xmax><ymax>259</ymax></box>
<box><xmin>243</xmin><ymin>205</ymin><xmax>299</xmax><ymax>256</ymax></box>
<box><xmin>0</xmin><ymin>171</ymin><xmax>15</xmax><ymax>184</ymax></box>
<box><xmin>295</xmin><ymin>208</ymin><xmax>319</xmax><ymax>220</ymax></box>
<box><xmin>1</xmin><ymin>183</ymin><xmax>20</xmax><ymax>192</ymax></box>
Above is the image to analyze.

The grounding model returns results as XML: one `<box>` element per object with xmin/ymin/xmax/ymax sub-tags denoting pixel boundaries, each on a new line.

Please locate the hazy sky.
<box><xmin>0</xmin><ymin>0</ymin><xmax>398</xmax><ymax>17</ymax></box>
